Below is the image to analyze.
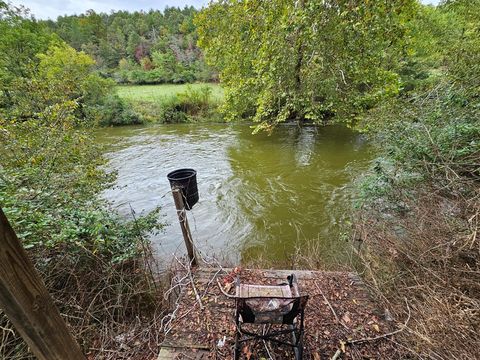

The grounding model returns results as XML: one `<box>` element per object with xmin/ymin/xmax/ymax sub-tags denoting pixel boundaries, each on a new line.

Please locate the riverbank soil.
<box><xmin>158</xmin><ymin>266</ymin><xmax>408</xmax><ymax>359</ymax></box>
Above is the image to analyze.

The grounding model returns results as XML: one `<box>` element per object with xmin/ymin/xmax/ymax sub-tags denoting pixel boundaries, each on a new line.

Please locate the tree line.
<box><xmin>42</xmin><ymin>7</ymin><xmax>216</xmax><ymax>84</ymax></box>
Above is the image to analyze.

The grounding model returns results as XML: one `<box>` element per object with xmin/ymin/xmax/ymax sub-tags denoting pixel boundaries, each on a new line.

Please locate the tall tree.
<box><xmin>0</xmin><ymin>2</ymin><xmax>57</xmax><ymax>107</ymax></box>
<box><xmin>196</xmin><ymin>0</ymin><xmax>417</xmax><ymax>131</ymax></box>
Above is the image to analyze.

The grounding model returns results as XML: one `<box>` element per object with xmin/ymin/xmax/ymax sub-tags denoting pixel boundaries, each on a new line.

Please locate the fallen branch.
<box><xmin>315</xmin><ymin>281</ymin><xmax>342</xmax><ymax>325</ymax></box>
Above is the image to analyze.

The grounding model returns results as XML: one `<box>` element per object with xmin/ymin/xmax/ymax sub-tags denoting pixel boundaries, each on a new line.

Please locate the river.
<box><xmin>96</xmin><ymin>124</ymin><xmax>372</xmax><ymax>267</ymax></box>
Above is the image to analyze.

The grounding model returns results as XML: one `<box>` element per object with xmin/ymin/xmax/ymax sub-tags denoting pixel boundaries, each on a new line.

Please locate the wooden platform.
<box><xmin>157</xmin><ymin>267</ymin><xmax>401</xmax><ymax>359</ymax></box>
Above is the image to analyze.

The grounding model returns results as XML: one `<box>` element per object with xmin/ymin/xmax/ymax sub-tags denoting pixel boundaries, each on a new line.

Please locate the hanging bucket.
<box><xmin>167</xmin><ymin>168</ymin><xmax>199</xmax><ymax>210</ymax></box>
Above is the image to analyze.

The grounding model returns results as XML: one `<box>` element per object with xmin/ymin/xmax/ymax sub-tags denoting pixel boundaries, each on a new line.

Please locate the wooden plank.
<box><xmin>238</xmin><ymin>283</ymin><xmax>292</xmax><ymax>297</ymax></box>
<box><xmin>194</xmin><ymin>267</ymin><xmax>359</xmax><ymax>282</ymax></box>
<box><xmin>161</xmin><ymin>341</ymin><xmax>210</xmax><ymax>350</ymax></box>
<box><xmin>0</xmin><ymin>207</ymin><xmax>85</xmax><ymax>360</ymax></box>
<box><xmin>158</xmin><ymin>347</ymin><xmax>210</xmax><ymax>360</ymax></box>
<box><xmin>157</xmin><ymin>348</ymin><xmax>176</xmax><ymax>360</ymax></box>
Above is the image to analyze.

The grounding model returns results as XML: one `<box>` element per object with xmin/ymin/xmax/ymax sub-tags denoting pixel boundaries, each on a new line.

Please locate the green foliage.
<box><xmin>42</xmin><ymin>7</ymin><xmax>216</xmax><ymax>84</ymax></box>
<box><xmin>353</xmin><ymin>5</ymin><xmax>480</xmax><ymax>358</ymax></box>
<box><xmin>196</xmin><ymin>0</ymin><xmax>417</xmax><ymax>131</ymax></box>
<box><xmin>0</xmin><ymin>102</ymin><xmax>159</xmax><ymax>260</ymax></box>
<box><xmin>159</xmin><ymin>85</ymin><xmax>219</xmax><ymax>123</ymax></box>
<box><xmin>442</xmin><ymin>0</ymin><xmax>480</xmax><ymax>94</ymax></box>
<box><xmin>357</xmin><ymin>1</ymin><xmax>480</xmax><ymax>206</ymax></box>
<box><xmin>0</xmin><ymin>6</ymin><xmax>163</xmax><ymax>357</ymax></box>
<box><xmin>95</xmin><ymin>94</ymin><xmax>143</xmax><ymax>126</ymax></box>
<box><xmin>0</xmin><ymin>2</ymin><xmax>161</xmax><ymax>260</ymax></box>
<box><xmin>0</xmin><ymin>38</ymin><xmax>140</xmax><ymax>126</ymax></box>
<box><xmin>0</xmin><ymin>3</ymin><xmax>58</xmax><ymax>108</ymax></box>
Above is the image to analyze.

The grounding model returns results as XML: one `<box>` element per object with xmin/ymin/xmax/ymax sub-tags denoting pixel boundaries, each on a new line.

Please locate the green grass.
<box><xmin>115</xmin><ymin>83</ymin><xmax>224</xmax><ymax>123</ymax></box>
<box><xmin>116</xmin><ymin>83</ymin><xmax>224</xmax><ymax>105</ymax></box>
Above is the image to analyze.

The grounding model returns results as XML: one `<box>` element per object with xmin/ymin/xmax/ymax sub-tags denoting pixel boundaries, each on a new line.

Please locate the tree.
<box><xmin>196</xmin><ymin>0</ymin><xmax>416</xmax><ymax>131</ymax></box>
<box><xmin>37</xmin><ymin>7</ymin><xmax>213</xmax><ymax>84</ymax></box>
<box><xmin>0</xmin><ymin>2</ymin><xmax>58</xmax><ymax>108</ymax></box>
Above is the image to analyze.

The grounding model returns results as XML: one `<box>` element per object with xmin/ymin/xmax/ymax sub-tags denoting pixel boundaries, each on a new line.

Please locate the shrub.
<box><xmin>95</xmin><ymin>94</ymin><xmax>143</xmax><ymax>126</ymax></box>
<box><xmin>158</xmin><ymin>85</ymin><xmax>219</xmax><ymax>123</ymax></box>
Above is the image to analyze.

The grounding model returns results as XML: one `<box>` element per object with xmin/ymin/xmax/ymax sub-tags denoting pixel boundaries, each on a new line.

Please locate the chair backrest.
<box><xmin>236</xmin><ymin>295</ymin><xmax>309</xmax><ymax>325</ymax></box>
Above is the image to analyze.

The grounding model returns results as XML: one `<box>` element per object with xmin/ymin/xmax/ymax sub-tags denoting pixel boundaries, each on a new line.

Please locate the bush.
<box><xmin>95</xmin><ymin>94</ymin><xmax>143</xmax><ymax>126</ymax></box>
<box><xmin>158</xmin><ymin>85</ymin><xmax>219</xmax><ymax>123</ymax></box>
<box><xmin>159</xmin><ymin>96</ymin><xmax>189</xmax><ymax>123</ymax></box>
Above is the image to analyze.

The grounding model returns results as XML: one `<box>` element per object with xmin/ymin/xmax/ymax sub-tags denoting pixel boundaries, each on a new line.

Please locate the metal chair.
<box><xmin>234</xmin><ymin>274</ymin><xmax>308</xmax><ymax>359</ymax></box>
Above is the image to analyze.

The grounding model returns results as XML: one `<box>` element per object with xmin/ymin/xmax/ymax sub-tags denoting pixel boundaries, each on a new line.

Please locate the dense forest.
<box><xmin>0</xmin><ymin>0</ymin><xmax>479</xmax><ymax>359</ymax></box>
<box><xmin>42</xmin><ymin>7</ymin><xmax>216</xmax><ymax>84</ymax></box>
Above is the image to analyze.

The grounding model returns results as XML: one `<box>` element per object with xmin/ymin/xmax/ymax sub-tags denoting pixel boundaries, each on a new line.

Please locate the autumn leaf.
<box><xmin>342</xmin><ymin>312</ymin><xmax>351</xmax><ymax>324</ymax></box>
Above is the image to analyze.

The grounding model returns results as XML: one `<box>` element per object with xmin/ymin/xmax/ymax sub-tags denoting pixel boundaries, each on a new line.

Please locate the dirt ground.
<box><xmin>159</xmin><ymin>266</ymin><xmax>408</xmax><ymax>359</ymax></box>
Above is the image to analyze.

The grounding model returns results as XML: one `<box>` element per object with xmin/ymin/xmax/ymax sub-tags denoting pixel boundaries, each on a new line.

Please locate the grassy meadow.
<box><xmin>115</xmin><ymin>83</ymin><xmax>224</xmax><ymax>123</ymax></box>
<box><xmin>117</xmin><ymin>83</ymin><xmax>224</xmax><ymax>105</ymax></box>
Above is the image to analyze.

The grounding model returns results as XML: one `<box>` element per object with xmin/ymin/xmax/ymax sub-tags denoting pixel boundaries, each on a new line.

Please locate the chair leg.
<box><xmin>297</xmin><ymin>332</ymin><xmax>304</xmax><ymax>360</ymax></box>
<box><xmin>295</xmin><ymin>309</ymin><xmax>305</xmax><ymax>360</ymax></box>
<box><xmin>234</xmin><ymin>332</ymin><xmax>240</xmax><ymax>360</ymax></box>
<box><xmin>234</xmin><ymin>312</ymin><xmax>241</xmax><ymax>360</ymax></box>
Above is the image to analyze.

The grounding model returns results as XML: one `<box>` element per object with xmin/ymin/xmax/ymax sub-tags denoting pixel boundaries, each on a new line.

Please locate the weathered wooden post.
<box><xmin>0</xmin><ymin>207</ymin><xmax>85</xmax><ymax>360</ymax></box>
<box><xmin>171</xmin><ymin>187</ymin><xmax>197</xmax><ymax>266</ymax></box>
<box><xmin>167</xmin><ymin>169</ymin><xmax>199</xmax><ymax>266</ymax></box>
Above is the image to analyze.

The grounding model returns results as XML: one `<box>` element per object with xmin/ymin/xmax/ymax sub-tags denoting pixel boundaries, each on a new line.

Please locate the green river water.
<box><xmin>96</xmin><ymin>124</ymin><xmax>373</xmax><ymax>267</ymax></box>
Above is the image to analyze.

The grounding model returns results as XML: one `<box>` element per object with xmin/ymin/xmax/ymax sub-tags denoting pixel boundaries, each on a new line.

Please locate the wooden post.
<box><xmin>171</xmin><ymin>187</ymin><xmax>197</xmax><ymax>266</ymax></box>
<box><xmin>0</xmin><ymin>207</ymin><xmax>85</xmax><ymax>360</ymax></box>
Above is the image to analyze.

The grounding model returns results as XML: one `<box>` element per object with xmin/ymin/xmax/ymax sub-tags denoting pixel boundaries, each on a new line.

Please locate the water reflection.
<box><xmin>225</xmin><ymin>125</ymin><xmax>371</xmax><ymax>264</ymax></box>
<box><xmin>96</xmin><ymin>124</ymin><xmax>372</xmax><ymax>266</ymax></box>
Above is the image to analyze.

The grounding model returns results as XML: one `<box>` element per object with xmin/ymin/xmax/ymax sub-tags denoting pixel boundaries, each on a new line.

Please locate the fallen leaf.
<box><xmin>224</xmin><ymin>282</ymin><xmax>233</xmax><ymax>293</ymax></box>
<box><xmin>243</xmin><ymin>345</ymin><xmax>252</xmax><ymax>359</ymax></box>
<box><xmin>342</xmin><ymin>312</ymin><xmax>351</xmax><ymax>324</ymax></box>
<box><xmin>373</xmin><ymin>324</ymin><xmax>380</xmax><ymax>332</ymax></box>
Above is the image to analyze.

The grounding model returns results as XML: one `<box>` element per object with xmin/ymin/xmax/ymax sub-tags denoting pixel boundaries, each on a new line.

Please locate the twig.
<box><xmin>262</xmin><ymin>325</ymin><xmax>274</xmax><ymax>360</ymax></box>
<box><xmin>347</xmin><ymin>297</ymin><xmax>411</xmax><ymax>345</ymax></box>
<box><xmin>188</xmin><ymin>265</ymin><xmax>204</xmax><ymax>310</ymax></box>
<box><xmin>315</xmin><ymin>282</ymin><xmax>348</xmax><ymax>329</ymax></box>
<box><xmin>128</xmin><ymin>204</ymin><xmax>158</xmax><ymax>292</ymax></box>
<box><xmin>331</xmin><ymin>349</ymin><xmax>341</xmax><ymax>360</ymax></box>
<box><xmin>201</xmin><ymin>267</ymin><xmax>224</xmax><ymax>298</ymax></box>
<box><xmin>217</xmin><ymin>279</ymin><xmax>237</xmax><ymax>298</ymax></box>
<box><xmin>173</xmin><ymin>255</ymin><xmax>204</xmax><ymax>309</ymax></box>
<box><xmin>339</xmin><ymin>69</ymin><xmax>347</xmax><ymax>85</ymax></box>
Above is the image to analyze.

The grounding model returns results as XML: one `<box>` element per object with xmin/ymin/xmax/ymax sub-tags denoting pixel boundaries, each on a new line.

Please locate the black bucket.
<box><xmin>167</xmin><ymin>168</ymin><xmax>199</xmax><ymax>210</ymax></box>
